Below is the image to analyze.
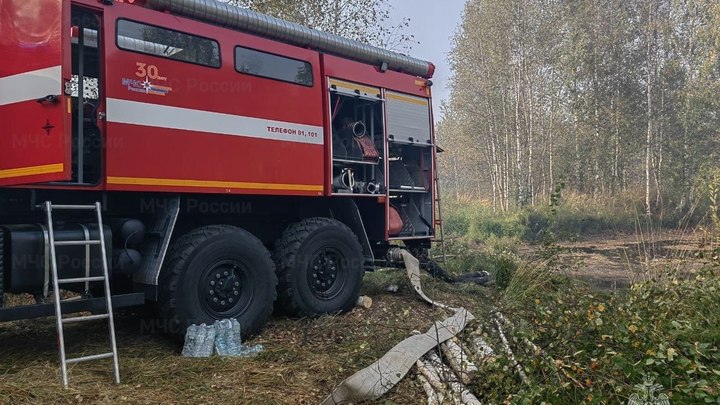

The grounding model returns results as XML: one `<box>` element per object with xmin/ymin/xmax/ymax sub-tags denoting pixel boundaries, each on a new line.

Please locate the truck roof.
<box><xmin>142</xmin><ymin>0</ymin><xmax>435</xmax><ymax>79</ymax></box>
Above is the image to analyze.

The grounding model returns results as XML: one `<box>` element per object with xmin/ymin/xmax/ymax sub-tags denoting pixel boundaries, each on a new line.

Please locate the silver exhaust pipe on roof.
<box><xmin>143</xmin><ymin>0</ymin><xmax>435</xmax><ymax>79</ymax></box>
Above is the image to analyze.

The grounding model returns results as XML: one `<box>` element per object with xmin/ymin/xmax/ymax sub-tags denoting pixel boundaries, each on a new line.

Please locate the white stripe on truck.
<box><xmin>106</xmin><ymin>98</ymin><xmax>325</xmax><ymax>145</ymax></box>
<box><xmin>0</xmin><ymin>66</ymin><xmax>62</xmax><ymax>106</ymax></box>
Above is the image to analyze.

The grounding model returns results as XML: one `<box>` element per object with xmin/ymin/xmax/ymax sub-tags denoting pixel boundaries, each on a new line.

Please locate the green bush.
<box><xmin>489</xmin><ymin>250</ymin><xmax>518</xmax><ymax>290</ymax></box>
<box><xmin>443</xmin><ymin>200</ymin><xmax>527</xmax><ymax>242</ymax></box>
<box><xmin>442</xmin><ymin>191</ymin><xmax>659</xmax><ymax>245</ymax></box>
<box><xmin>440</xmin><ymin>237</ymin><xmax>520</xmax><ymax>279</ymax></box>
<box><xmin>475</xmin><ymin>266</ymin><xmax>720</xmax><ymax>404</ymax></box>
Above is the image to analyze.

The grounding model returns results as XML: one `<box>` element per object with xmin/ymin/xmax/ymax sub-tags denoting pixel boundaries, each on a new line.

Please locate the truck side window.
<box><xmin>235</xmin><ymin>46</ymin><xmax>313</xmax><ymax>86</ymax></box>
<box><xmin>116</xmin><ymin>19</ymin><xmax>221</xmax><ymax>68</ymax></box>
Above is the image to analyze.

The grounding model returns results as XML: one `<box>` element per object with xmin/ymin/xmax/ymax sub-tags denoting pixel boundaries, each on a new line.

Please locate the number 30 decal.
<box><xmin>135</xmin><ymin>62</ymin><xmax>164</xmax><ymax>80</ymax></box>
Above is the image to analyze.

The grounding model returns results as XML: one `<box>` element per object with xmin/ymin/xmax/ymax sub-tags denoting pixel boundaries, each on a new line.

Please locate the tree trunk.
<box><xmin>645</xmin><ymin>1</ymin><xmax>655</xmax><ymax>217</ymax></box>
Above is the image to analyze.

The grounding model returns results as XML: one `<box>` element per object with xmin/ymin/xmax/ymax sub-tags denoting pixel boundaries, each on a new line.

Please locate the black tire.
<box><xmin>273</xmin><ymin>217</ymin><xmax>365</xmax><ymax>317</ymax></box>
<box><xmin>158</xmin><ymin>225</ymin><xmax>277</xmax><ymax>339</ymax></box>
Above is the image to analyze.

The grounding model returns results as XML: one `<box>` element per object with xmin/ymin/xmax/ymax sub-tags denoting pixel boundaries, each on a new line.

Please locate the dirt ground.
<box><xmin>546</xmin><ymin>229</ymin><xmax>707</xmax><ymax>290</ymax></box>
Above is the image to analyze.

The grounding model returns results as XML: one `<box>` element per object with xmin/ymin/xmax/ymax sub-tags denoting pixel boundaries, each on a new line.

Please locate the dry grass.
<box><xmin>0</xmin><ymin>271</ymin><xmax>496</xmax><ymax>404</ymax></box>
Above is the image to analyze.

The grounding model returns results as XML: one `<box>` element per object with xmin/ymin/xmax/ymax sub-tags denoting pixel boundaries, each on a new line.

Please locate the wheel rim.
<box><xmin>199</xmin><ymin>259</ymin><xmax>253</xmax><ymax>317</ymax></box>
<box><xmin>307</xmin><ymin>247</ymin><xmax>347</xmax><ymax>300</ymax></box>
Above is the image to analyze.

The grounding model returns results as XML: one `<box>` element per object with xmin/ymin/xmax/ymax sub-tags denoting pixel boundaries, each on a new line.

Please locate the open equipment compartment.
<box><xmin>388</xmin><ymin>144</ymin><xmax>434</xmax><ymax>237</ymax></box>
<box><xmin>329</xmin><ymin>79</ymin><xmax>385</xmax><ymax>196</ymax></box>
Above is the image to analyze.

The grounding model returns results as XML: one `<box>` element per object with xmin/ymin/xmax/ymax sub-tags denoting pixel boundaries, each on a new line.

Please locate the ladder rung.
<box><xmin>58</xmin><ymin>276</ymin><xmax>105</xmax><ymax>284</ymax></box>
<box><xmin>55</xmin><ymin>240</ymin><xmax>101</xmax><ymax>246</ymax></box>
<box><xmin>66</xmin><ymin>352</ymin><xmax>114</xmax><ymax>364</ymax></box>
<box><xmin>62</xmin><ymin>314</ymin><xmax>109</xmax><ymax>324</ymax></box>
<box><xmin>43</xmin><ymin>204</ymin><xmax>98</xmax><ymax>210</ymax></box>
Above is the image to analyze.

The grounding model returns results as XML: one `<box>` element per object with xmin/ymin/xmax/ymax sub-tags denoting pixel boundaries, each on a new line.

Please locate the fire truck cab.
<box><xmin>0</xmin><ymin>0</ymin><xmax>439</xmax><ymax>338</ymax></box>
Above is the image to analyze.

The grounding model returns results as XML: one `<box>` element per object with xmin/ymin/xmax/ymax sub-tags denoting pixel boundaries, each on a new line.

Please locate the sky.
<box><xmin>389</xmin><ymin>0</ymin><xmax>466</xmax><ymax>121</ymax></box>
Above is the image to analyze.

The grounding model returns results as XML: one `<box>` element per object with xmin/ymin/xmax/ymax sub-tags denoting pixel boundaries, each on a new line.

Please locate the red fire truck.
<box><xmin>0</xmin><ymin>0</ymin><xmax>439</xmax><ymax>344</ymax></box>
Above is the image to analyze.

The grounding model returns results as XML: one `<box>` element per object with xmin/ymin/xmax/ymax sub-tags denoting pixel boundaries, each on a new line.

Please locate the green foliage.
<box><xmin>709</xmin><ymin>170</ymin><xmax>720</xmax><ymax>235</ymax></box>
<box><xmin>444</xmin><ymin>192</ymin><xmax>647</xmax><ymax>246</ymax></box>
<box><xmin>443</xmin><ymin>200</ymin><xmax>527</xmax><ymax>242</ymax></box>
<box><xmin>442</xmin><ymin>190</ymin><xmax>720</xmax><ymax>402</ymax></box>
<box><xmin>228</xmin><ymin>0</ymin><xmax>416</xmax><ymax>51</ymax></box>
<box><xmin>472</xmin><ymin>267</ymin><xmax>720</xmax><ymax>403</ymax></box>
<box><xmin>439</xmin><ymin>0</ymin><xmax>720</xmax><ymax>216</ymax></box>
<box><xmin>440</xmin><ymin>236</ymin><xmax>520</xmax><ymax>283</ymax></box>
<box><xmin>492</xmin><ymin>252</ymin><xmax>518</xmax><ymax>290</ymax></box>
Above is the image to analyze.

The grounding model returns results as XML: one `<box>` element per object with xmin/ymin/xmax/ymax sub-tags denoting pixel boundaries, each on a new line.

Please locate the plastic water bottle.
<box><xmin>195</xmin><ymin>323</ymin><xmax>215</xmax><ymax>357</ymax></box>
<box><xmin>181</xmin><ymin>324</ymin><xmax>199</xmax><ymax>357</ymax></box>
<box><xmin>238</xmin><ymin>344</ymin><xmax>264</xmax><ymax>358</ymax></box>
<box><xmin>204</xmin><ymin>324</ymin><xmax>217</xmax><ymax>357</ymax></box>
<box><xmin>194</xmin><ymin>324</ymin><xmax>208</xmax><ymax>357</ymax></box>
<box><xmin>228</xmin><ymin>319</ymin><xmax>242</xmax><ymax>356</ymax></box>
<box><xmin>213</xmin><ymin>320</ymin><xmax>223</xmax><ymax>355</ymax></box>
<box><xmin>214</xmin><ymin>320</ymin><xmax>231</xmax><ymax>356</ymax></box>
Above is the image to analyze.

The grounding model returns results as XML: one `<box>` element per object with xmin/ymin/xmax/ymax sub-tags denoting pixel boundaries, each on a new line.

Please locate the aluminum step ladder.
<box><xmin>41</xmin><ymin>201</ymin><xmax>120</xmax><ymax>387</ymax></box>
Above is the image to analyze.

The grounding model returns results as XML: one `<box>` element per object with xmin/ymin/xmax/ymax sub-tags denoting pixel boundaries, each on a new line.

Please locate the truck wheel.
<box><xmin>274</xmin><ymin>218</ymin><xmax>365</xmax><ymax>317</ymax></box>
<box><xmin>158</xmin><ymin>225</ymin><xmax>277</xmax><ymax>338</ymax></box>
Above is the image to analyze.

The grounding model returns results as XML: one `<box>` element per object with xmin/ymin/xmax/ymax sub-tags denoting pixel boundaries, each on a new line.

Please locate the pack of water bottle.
<box><xmin>181</xmin><ymin>323</ymin><xmax>216</xmax><ymax>357</ymax></box>
<box><xmin>181</xmin><ymin>318</ymin><xmax>264</xmax><ymax>358</ymax></box>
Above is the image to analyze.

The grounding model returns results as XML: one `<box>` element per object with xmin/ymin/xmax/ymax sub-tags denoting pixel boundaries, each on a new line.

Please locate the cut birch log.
<box><xmin>426</xmin><ymin>352</ymin><xmax>481</xmax><ymax>405</ymax></box>
<box><xmin>418</xmin><ymin>374</ymin><xmax>442</xmax><ymax>405</ymax></box>
<box><xmin>416</xmin><ymin>359</ymin><xmax>446</xmax><ymax>395</ymax></box>
<box><xmin>470</xmin><ymin>334</ymin><xmax>495</xmax><ymax>361</ymax></box>
<box><xmin>355</xmin><ymin>295</ymin><xmax>373</xmax><ymax>309</ymax></box>
<box><xmin>440</xmin><ymin>338</ymin><xmax>478</xmax><ymax>384</ymax></box>
<box><xmin>493</xmin><ymin>317</ymin><xmax>530</xmax><ymax>386</ymax></box>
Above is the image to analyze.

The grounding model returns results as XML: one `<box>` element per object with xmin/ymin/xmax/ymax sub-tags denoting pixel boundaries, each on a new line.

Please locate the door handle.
<box><xmin>36</xmin><ymin>95</ymin><xmax>60</xmax><ymax>105</ymax></box>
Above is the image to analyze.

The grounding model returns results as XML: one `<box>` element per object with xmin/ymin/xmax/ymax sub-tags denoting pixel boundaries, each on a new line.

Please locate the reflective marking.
<box><xmin>107</xmin><ymin>176</ymin><xmax>323</xmax><ymax>192</ymax></box>
<box><xmin>386</xmin><ymin>92</ymin><xmax>429</xmax><ymax>106</ymax></box>
<box><xmin>0</xmin><ymin>163</ymin><xmax>64</xmax><ymax>179</ymax></box>
<box><xmin>0</xmin><ymin>66</ymin><xmax>62</xmax><ymax>106</ymax></box>
<box><xmin>106</xmin><ymin>98</ymin><xmax>324</xmax><ymax>145</ymax></box>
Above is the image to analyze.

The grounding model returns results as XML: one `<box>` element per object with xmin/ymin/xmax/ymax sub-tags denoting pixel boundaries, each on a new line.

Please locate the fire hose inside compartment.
<box><xmin>330</xmin><ymin>91</ymin><xmax>385</xmax><ymax>195</ymax></box>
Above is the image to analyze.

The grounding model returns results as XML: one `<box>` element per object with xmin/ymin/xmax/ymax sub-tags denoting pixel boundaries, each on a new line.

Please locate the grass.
<box><xmin>0</xmin><ymin>271</ymin><xmax>496</xmax><ymax>404</ymax></box>
<box><xmin>435</xmin><ymin>190</ymin><xmax>720</xmax><ymax>403</ymax></box>
<box><xmin>2</xmin><ymin>189</ymin><xmax>717</xmax><ymax>403</ymax></box>
<box><xmin>442</xmin><ymin>190</ymin><xmax>700</xmax><ymax>246</ymax></box>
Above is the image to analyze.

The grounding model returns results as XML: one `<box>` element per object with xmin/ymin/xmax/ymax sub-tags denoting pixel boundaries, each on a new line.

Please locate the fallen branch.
<box><xmin>494</xmin><ymin>312</ymin><xmax>563</xmax><ymax>384</ymax></box>
<box><xmin>493</xmin><ymin>317</ymin><xmax>530</xmax><ymax>386</ymax></box>
<box><xmin>495</xmin><ymin>311</ymin><xmax>542</xmax><ymax>355</ymax></box>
